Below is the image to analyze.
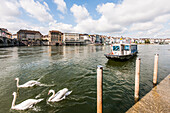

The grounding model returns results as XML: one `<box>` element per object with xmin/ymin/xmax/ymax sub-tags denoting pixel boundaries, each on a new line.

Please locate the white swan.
<box><xmin>48</xmin><ymin>88</ymin><xmax>72</xmax><ymax>102</ymax></box>
<box><xmin>11</xmin><ymin>92</ymin><xmax>43</xmax><ymax>110</ymax></box>
<box><xmin>15</xmin><ymin>78</ymin><xmax>41</xmax><ymax>88</ymax></box>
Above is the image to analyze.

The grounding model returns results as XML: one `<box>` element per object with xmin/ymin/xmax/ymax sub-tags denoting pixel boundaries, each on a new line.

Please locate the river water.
<box><xmin>0</xmin><ymin>45</ymin><xmax>169</xmax><ymax>113</ymax></box>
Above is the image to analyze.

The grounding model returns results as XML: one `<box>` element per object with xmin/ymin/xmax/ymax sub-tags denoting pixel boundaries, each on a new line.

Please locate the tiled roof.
<box><xmin>17</xmin><ymin>29</ymin><xmax>42</xmax><ymax>35</ymax></box>
<box><xmin>49</xmin><ymin>30</ymin><xmax>62</xmax><ymax>33</ymax></box>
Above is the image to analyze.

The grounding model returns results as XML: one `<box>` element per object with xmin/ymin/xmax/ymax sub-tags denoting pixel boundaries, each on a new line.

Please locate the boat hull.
<box><xmin>104</xmin><ymin>52</ymin><xmax>137</xmax><ymax>61</ymax></box>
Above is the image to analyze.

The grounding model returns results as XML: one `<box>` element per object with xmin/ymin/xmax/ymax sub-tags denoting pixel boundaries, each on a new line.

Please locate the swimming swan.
<box><xmin>11</xmin><ymin>92</ymin><xmax>43</xmax><ymax>110</ymax></box>
<box><xmin>15</xmin><ymin>78</ymin><xmax>41</xmax><ymax>88</ymax></box>
<box><xmin>48</xmin><ymin>88</ymin><xmax>72</xmax><ymax>102</ymax></box>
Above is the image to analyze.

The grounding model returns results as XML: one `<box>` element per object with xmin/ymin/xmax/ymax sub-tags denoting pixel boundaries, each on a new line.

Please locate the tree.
<box><xmin>145</xmin><ymin>39</ymin><xmax>150</xmax><ymax>44</ymax></box>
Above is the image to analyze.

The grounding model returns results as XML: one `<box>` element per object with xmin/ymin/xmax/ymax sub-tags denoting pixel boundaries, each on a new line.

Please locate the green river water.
<box><xmin>0</xmin><ymin>45</ymin><xmax>169</xmax><ymax>113</ymax></box>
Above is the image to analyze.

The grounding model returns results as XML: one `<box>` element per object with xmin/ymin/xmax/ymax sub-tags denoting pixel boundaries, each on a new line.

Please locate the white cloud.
<box><xmin>71</xmin><ymin>0</ymin><xmax>170</xmax><ymax>38</ymax></box>
<box><xmin>0</xmin><ymin>0</ymin><xmax>20</xmax><ymax>17</ymax></box>
<box><xmin>49</xmin><ymin>21</ymin><xmax>73</xmax><ymax>33</ymax></box>
<box><xmin>96</xmin><ymin>0</ymin><xmax>170</xmax><ymax>26</ymax></box>
<box><xmin>0</xmin><ymin>0</ymin><xmax>70</xmax><ymax>35</ymax></box>
<box><xmin>153</xmin><ymin>14</ymin><xmax>170</xmax><ymax>23</ymax></box>
<box><xmin>53</xmin><ymin>0</ymin><xmax>67</xmax><ymax>14</ymax></box>
<box><xmin>130</xmin><ymin>22</ymin><xmax>155</xmax><ymax>31</ymax></box>
<box><xmin>147</xmin><ymin>25</ymin><xmax>164</xmax><ymax>35</ymax></box>
<box><xmin>70</xmin><ymin>3</ymin><xmax>126</xmax><ymax>34</ymax></box>
<box><xmin>1</xmin><ymin>0</ymin><xmax>170</xmax><ymax>38</ymax></box>
<box><xmin>70</xmin><ymin>4</ymin><xmax>90</xmax><ymax>23</ymax></box>
<box><xmin>155</xmin><ymin>29</ymin><xmax>170</xmax><ymax>37</ymax></box>
<box><xmin>43</xmin><ymin>1</ymin><xmax>50</xmax><ymax>11</ymax></box>
<box><xmin>20</xmin><ymin>0</ymin><xmax>53</xmax><ymax>22</ymax></box>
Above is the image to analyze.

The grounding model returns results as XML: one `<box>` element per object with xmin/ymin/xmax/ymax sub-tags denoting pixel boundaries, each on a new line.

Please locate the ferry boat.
<box><xmin>104</xmin><ymin>43</ymin><xmax>138</xmax><ymax>60</ymax></box>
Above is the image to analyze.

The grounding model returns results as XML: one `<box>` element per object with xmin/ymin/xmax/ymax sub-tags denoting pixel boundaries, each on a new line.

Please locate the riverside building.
<box><xmin>0</xmin><ymin>28</ymin><xmax>14</xmax><ymax>47</ymax></box>
<box><xmin>48</xmin><ymin>30</ymin><xmax>63</xmax><ymax>46</ymax></box>
<box><xmin>17</xmin><ymin>29</ymin><xmax>42</xmax><ymax>46</ymax></box>
<box><xmin>63</xmin><ymin>33</ymin><xmax>84</xmax><ymax>45</ymax></box>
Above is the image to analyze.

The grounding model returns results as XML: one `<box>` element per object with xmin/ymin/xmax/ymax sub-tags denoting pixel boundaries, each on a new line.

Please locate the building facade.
<box><xmin>41</xmin><ymin>35</ymin><xmax>49</xmax><ymax>45</ymax></box>
<box><xmin>0</xmin><ymin>28</ymin><xmax>14</xmax><ymax>47</ymax></box>
<box><xmin>63</xmin><ymin>33</ymin><xmax>79</xmax><ymax>41</ymax></box>
<box><xmin>17</xmin><ymin>29</ymin><xmax>42</xmax><ymax>46</ymax></box>
<box><xmin>49</xmin><ymin>30</ymin><xmax>63</xmax><ymax>46</ymax></box>
<box><xmin>63</xmin><ymin>33</ymin><xmax>84</xmax><ymax>45</ymax></box>
<box><xmin>95</xmin><ymin>35</ymin><xmax>100</xmax><ymax>43</ymax></box>
<box><xmin>79</xmin><ymin>34</ymin><xmax>91</xmax><ymax>44</ymax></box>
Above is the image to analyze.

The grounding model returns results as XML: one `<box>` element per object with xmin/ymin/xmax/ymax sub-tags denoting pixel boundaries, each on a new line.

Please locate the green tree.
<box><xmin>145</xmin><ymin>39</ymin><xmax>150</xmax><ymax>44</ymax></box>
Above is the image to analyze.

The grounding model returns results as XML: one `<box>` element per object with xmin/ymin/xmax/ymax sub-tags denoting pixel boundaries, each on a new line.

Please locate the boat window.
<box><xmin>131</xmin><ymin>45</ymin><xmax>137</xmax><ymax>53</ymax></box>
<box><xmin>113</xmin><ymin>46</ymin><xmax>120</xmax><ymax>51</ymax></box>
<box><xmin>124</xmin><ymin>45</ymin><xmax>129</xmax><ymax>51</ymax></box>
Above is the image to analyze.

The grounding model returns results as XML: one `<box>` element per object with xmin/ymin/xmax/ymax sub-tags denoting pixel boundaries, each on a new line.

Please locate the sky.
<box><xmin>0</xmin><ymin>0</ymin><xmax>170</xmax><ymax>38</ymax></box>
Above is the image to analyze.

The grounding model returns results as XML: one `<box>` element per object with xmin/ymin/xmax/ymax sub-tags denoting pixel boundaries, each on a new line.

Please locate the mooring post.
<box><xmin>153</xmin><ymin>54</ymin><xmax>159</xmax><ymax>85</ymax></box>
<box><xmin>97</xmin><ymin>65</ymin><xmax>103</xmax><ymax>113</ymax></box>
<box><xmin>135</xmin><ymin>58</ymin><xmax>141</xmax><ymax>101</ymax></box>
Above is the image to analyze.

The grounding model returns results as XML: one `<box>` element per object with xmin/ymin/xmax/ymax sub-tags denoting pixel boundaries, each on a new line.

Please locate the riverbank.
<box><xmin>126</xmin><ymin>74</ymin><xmax>170</xmax><ymax>113</ymax></box>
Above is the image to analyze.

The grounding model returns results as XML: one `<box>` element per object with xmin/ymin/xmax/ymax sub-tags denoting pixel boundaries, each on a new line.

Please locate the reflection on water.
<box><xmin>0</xmin><ymin>45</ymin><xmax>169</xmax><ymax>113</ymax></box>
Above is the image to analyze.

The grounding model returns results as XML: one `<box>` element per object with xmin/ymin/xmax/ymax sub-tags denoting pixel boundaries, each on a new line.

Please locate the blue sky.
<box><xmin>0</xmin><ymin>0</ymin><xmax>170</xmax><ymax>38</ymax></box>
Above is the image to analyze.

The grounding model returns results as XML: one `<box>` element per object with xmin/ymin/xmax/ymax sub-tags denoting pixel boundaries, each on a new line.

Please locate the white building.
<box><xmin>165</xmin><ymin>38</ymin><xmax>170</xmax><ymax>44</ymax></box>
<box><xmin>63</xmin><ymin>33</ymin><xmax>79</xmax><ymax>42</ymax></box>
<box><xmin>12</xmin><ymin>34</ymin><xmax>17</xmax><ymax>39</ymax></box>
<box><xmin>79</xmin><ymin>34</ymin><xmax>91</xmax><ymax>44</ymax></box>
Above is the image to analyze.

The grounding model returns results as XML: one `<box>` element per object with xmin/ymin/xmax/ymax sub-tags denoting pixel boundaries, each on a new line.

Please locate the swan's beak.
<box><xmin>48</xmin><ymin>92</ymin><xmax>50</xmax><ymax>95</ymax></box>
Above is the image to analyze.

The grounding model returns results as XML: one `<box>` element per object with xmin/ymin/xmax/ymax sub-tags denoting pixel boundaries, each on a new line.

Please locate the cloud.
<box><xmin>130</xmin><ymin>22</ymin><xmax>155</xmax><ymax>31</ymax></box>
<box><xmin>20</xmin><ymin>0</ymin><xmax>53</xmax><ymax>22</ymax></box>
<box><xmin>0</xmin><ymin>0</ymin><xmax>20</xmax><ymax>17</ymax></box>
<box><xmin>96</xmin><ymin>0</ymin><xmax>170</xmax><ymax>26</ymax></box>
<box><xmin>71</xmin><ymin>0</ymin><xmax>170</xmax><ymax>38</ymax></box>
<box><xmin>1</xmin><ymin>0</ymin><xmax>170</xmax><ymax>38</ymax></box>
<box><xmin>70</xmin><ymin>3</ymin><xmax>125</xmax><ymax>34</ymax></box>
<box><xmin>49</xmin><ymin>21</ymin><xmax>73</xmax><ymax>33</ymax></box>
<box><xmin>70</xmin><ymin>4</ymin><xmax>90</xmax><ymax>23</ymax></box>
<box><xmin>43</xmin><ymin>1</ymin><xmax>50</xmax><ymax>11</ymax></box>
<box><xmin>53</xmin><ymin>0</ymin><xmax>67</xmax><ymax>14</ymax></box>
<box><xmin>155</xmin><ymin>29</ymin><xmax>170</xmax><ymax>37</ymax></box>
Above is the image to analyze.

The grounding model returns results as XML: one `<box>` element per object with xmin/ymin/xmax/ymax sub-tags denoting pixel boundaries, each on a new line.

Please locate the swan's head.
<box><xmin>12</xmin><ymin>92</ymin><xmax>16</xmax><ymax>96</ymax></box>
<box><xmin>48</xmin><ymin>89</ymin><xmax>54</xmax><ymax>95</ymax></box>
<box><xmin>15</xmin><ymin>78</ymin><xmax>19</xmax><ymax>81</ymax></box>
<box><xmin>62</xmin><ymin>88</ymin><xmax>68</xmax><ymax>92</ymax></box>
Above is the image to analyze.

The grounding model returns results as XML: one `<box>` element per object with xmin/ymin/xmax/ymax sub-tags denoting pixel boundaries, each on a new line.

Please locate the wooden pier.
<box><xmin>126</xmin><ymin>74</ymin><xmax>170</xmax><ymax>113</ymax></box>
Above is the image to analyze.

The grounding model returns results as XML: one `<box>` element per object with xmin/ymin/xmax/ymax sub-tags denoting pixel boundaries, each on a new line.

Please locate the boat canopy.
<box><xmin>111</xmin><ymin>43</ymin><xmax>137</xmax><ymax>55</ymax></box>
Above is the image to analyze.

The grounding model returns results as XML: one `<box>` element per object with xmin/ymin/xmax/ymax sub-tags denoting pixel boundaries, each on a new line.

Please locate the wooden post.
<box><xmin>97</xmin><ymin>65</ymin><xmax>103</xmax><ymax>113</ymax></box>
<box><xmin>135</xmin><ymin>58</ymin><xmax>141</xmax><ymax>100</ymax></box>
<box><xmin>153</xmin><ymin>54</ymin><xmax>159</xmax><ymax>85</ymax></box>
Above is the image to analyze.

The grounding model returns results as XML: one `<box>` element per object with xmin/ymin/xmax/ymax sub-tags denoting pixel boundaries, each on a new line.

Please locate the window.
<box><xmin>131</xmin><ymin>45</ymin><xmax>137</xmax><ymax>53</ymax></box>
<box><xmin>124</xmin><ymin>45</ymin><xmax>129</xmax><ymax>51</ymax></box>
<box><xmin>113</xmin><ymin>46</ymin><xmax>120</xmax><ymax>51</ymax></box>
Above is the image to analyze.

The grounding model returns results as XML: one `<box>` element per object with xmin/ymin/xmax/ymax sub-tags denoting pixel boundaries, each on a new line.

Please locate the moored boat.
<box><xmin>104</xmin><ymin>43</ymin><xmax>138</xmax><ymax>61</ymax></box>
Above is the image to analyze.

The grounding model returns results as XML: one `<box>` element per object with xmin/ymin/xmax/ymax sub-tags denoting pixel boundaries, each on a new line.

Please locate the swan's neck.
<box><xmin>11</xmin><ymin>93</ymin><xmax>16</xmax><ymax>108</ymax></box>
<box><xmin>16</xmin><ymin>79</ymin><xmax>19</xmax><ymax>87</ymax></box>
<box><xmin>49</xmin><ymin>90</ymin><xmax>55</xmax><ymax>101</ymax></box>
